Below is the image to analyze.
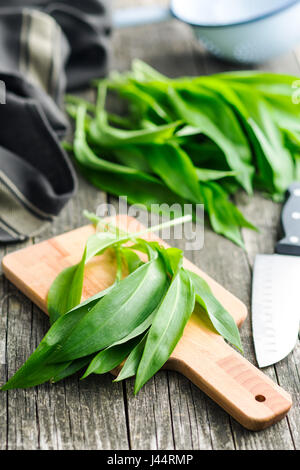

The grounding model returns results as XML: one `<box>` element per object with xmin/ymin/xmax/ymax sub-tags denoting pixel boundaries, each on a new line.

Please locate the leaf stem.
<box><xmin>84</xmin><ymin>210</ymin><xmax>192</xmax><ymax>242</ymax></box>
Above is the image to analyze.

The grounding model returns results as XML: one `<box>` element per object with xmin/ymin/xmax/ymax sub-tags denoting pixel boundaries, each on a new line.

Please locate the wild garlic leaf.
<box><xmin>158</xmin><ymin>247</ymin><xmax>183</xmax><ymax>277</ymax></box>
<box><xmin>67</xmin><ymin>61</ymin><xmax>300</xmax><ymax>245</ymax></box>
<box><xmin>187</xmin><ymin>270</ymin><xmax>243</xmax><ymax>352</ymax></box>
<box><xmin>77</xmin><ymin>160</ymin><xmax>188</xmax><ymax>217</ymax></box>
<box><xmin>82</xmin><ymin>305</ymin><xmax>159</xmax><ymax>378</ymax></box>
<box><xmin>198</xmin><ymin>181</ymin><xmax>256</xmax><ymax>248</ymax></box>
<box><xmin>49</xmin><ymin>255</ymin><xmax>168</xmax><ymax>363</ymax></box>
<box><xmin>50</xmin><ymin>355</ymin><xmax>94</xmax><ymax>383</ymax></box>
<box><xmin>135</xmin><ymin>267</ymin><xmax>195</xmax><ymax>393</ymax></box>
<box><xmin>89</xmin><ymin>117</ymin><xmax>181</xmax><ymax>148</ymax></box>
<box><xmin>2</xmin><ymin>216</ymin><xmax>190</xmax><ymax>391</ymax></box>
<box><xmin>132</xmin><ymin>59</ymin><xmax>169</xmax><ymax>82</ymax></box>
<box><xmin>47</xmin><ymin>232</ymin><xmax>119</xmax><ymax>323</ymax></box>
<box><xmin>113</xmin><ymin>146</ymin><xmax>153</xmax><ymax>173</ymax></box>
<box><xmin>121</xmin><ymin>247</ymin><xmax>143</xmax><ymax>273</ymax></box>
<box><xmin>82</xmin><ymin>337</ymin><xmax>142</xmax><ymax>378</ymax></box>
<box><xmin>74</xmin><ymin>107</ymin><xmax>188</xmax><ymax>214</ymax></box>
<box><xmin>213</xmin><ymin>70</ymin><xmax>298</xmax><ymax>98</ymax></box>
<box><xmin>1</xmin><ymin>285</ymin><xmax>115</xmax><ymax>390</ymax></box>
<box><xmin>182</xmin><ymin>140</ymin><xmax>229</xmax><ymax>173</ymax></box>
<box><xmin>88</xmin><ymin>81</ymin><xmax>180</xmax><ymax>147</ymax></box>
<box><xmin>195</xmin><ymin>168</ymin><xmax>237</xmax><ymax>182</ymax></box>
<box><xmin>2</xmin><ymin>213</ymin><xmax>247</xmax><ymax>392</ymax></box>
<box><xmin>167</xmin><ymin>85</ymin><xmax>254</xmax><ymax>194</ymax></box>
<box><xmin>109</xmin><ymin>80</ymin><xmax>170</xmax><ymax>123</ymax></box>
<box><xmin>142</xmin><ymin>142</ymin><xmax>202</xmax><ymax>203</ymax></box>
<box><xmin>74</xmin><ymin>105</ymin><xmax>152</xmax><ymax>175</ymax></box>
<box><xmin>114</xmin><ymin>334</ymin><xmax>148</xmax><ymax>382</ymax></box>
<box><xmin>47</xmin><ymin>255</ymin><xmax>86</xmax><ymax>325</ymax></box>
<box><xmin>48</xmin><ymin>212</ymin><xmax>183</xmax><ymax>324</ymax></box>
<box><xmin>207</xmin><ymin>79</ymin><xmax>294</xmax><ymax>197</ymax></box>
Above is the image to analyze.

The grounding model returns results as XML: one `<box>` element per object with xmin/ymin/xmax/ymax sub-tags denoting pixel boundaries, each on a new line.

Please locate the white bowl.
<box><xmin>114</xmin><ymin>0</ymin><xmax>300</xmax><ymax>64</ymax></box>
<box><xmin>171</xmin><ymin>0</ymin><xmax>300</xmax><ymax>63</ymax></box>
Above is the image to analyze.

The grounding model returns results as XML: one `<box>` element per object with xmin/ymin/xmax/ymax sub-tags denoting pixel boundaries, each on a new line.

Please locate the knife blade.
<box><xmin>252</xmin><ymin>182</ymin><xmax>300</xmax><ymax>368</ymax></box>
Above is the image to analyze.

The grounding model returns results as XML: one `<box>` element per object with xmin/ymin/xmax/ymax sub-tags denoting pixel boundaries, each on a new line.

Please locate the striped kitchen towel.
<box><xmin>0</xmin><ymin>0</ymin><xmax>111</xmax><ymax>243</ymax></box>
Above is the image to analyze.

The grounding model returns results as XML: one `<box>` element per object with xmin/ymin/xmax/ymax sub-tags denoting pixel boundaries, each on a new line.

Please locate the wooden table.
<box><xmin>0</xmin><ymin>0</ymin><xmax>299</xmax><ymax>450</ymax></box>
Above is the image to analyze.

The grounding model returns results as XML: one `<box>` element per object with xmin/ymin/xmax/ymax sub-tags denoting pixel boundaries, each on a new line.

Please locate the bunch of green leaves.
<box><xmin>64</xmin><ymin>61</ymin><xmax>300</xmax><ymax>247</ymax></box>
<box><xmin>1</xmin><ymin>213</ymin><xmax>242</xmax><ymax>392</ymax></box>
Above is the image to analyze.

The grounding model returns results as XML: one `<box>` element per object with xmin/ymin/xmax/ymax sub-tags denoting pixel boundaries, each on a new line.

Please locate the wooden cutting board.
<box><xmin>2</xmin><ymin>215</ymin><xmax>292</xmax><ymax>431</ymax></box>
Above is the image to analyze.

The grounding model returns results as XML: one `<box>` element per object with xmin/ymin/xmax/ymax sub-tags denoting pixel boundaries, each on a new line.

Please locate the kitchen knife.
<box><xmin>252</xmin><ymin>182</ymin><xmax>300</xmax><ymax>368</ymax></box>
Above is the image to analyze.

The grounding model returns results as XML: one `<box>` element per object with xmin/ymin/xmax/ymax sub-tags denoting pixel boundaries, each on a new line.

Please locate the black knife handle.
<box><xmin>276</xmin><ymin>182</ymin><xmax>300</xmax><ymax>256</ymax></box>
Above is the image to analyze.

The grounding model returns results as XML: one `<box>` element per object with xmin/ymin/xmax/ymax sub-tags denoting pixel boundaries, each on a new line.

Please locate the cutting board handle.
<box><xmin>169</xmin><ymin>329</ymin><xmax>292</xmax><ymax>431</ymax></box>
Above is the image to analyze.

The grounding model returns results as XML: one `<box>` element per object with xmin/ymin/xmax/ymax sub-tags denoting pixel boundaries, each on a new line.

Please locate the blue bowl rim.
<box><xmin>171</xmin><ymin>0</ymin><xmax>300</xmax><ymax>28</ymax></box>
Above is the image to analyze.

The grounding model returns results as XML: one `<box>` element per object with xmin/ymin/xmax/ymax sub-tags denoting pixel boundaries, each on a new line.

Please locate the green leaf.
<box><xmin>49</xmin><ymin>255</ymin><xmax>168</xmax><ymax>362</ymax></box>
<box><xmin>167</xmin><ymin>85</ymin><xmax>254</xmax><ymax>194</ymax></box>
<box><xmin>195</xmin><ymin>168</ymin><xmax>237</xmax><ymax>182</ymax></box>
<box><xmin>142</xmin><ymin>142</ymin><xmax>202</xmax><ymax>203</ymax></box>
<box><xmin>132</xmin><ymin>59</ymin><xmax>169</xmax><ymax>82</ymax></box>
<box><xmin>205</xmin><ymin>79</ymin><xmax>294</xmax><ymax>196</ymax></box>
<box><xmin>2</xmin><ymin>216</ymin><xmax>192</xmax><ymax>391</ymax></box>
<box><xmin>198</xmin><ymin>181</ymin><xmax>256</xmax><ymax>248</ymax></box>
<box><xmin>187</xmin><ymin>270</ymin><xmax>243</xmax><ymax>352</ymax></box>
<box><xmin>89</xmin><ymin>117</ymin><xmax>181</xmax><ymax>148</ymax></box>
<box><xmin>50</xmin><ymin>356</ymin><xmax>94</xmax><ymax>383</ymax></box>
<box><xmin>113</xmin><ymin>145</ymin><xmax>153</xmax><ymax>173</ymax></box>
<box><xmin>135</xmin><ymin>267</ymin><xmax>195</xmax><ymax>393</ymax></box>
<box><xmin>114</xmin><ymin>334</ymin><xmax>148</xmax><ymax>382</ymax></box>
<box><xmin>1</xmin><ymin>284</ymin><xmax>115</xmax><ymax>390</ymax></box>
<box><xmin>65</xmin><ymin>61</ymin><xmax>300</xmax><ymax>246</ymax></box>
<box><xmin>109</xmin><ymin>80</ymin><xmax>170</xmax><ymax>124</ymax></box>
<box><xmin>47</xmin><ymin>214</ymin><xmax>188</xmax><ymax>324</ymax></box>
<box><xmin>88</xmin><ymin>81</ymin><xmax>179</xmax><ymax>147</ymax></box>
<box><xmin>213</xmin><ymin>70</ymin><xmax>298</xmax><ymax>98</ymax></box>
<box><xmin>47</xmin><ymin>232</ymin><xmax>119</xmax><ymax>323</ymax></box>
<box><xmin>73</xmin><ymin>106</ymin><xmax>188</xmax><ymax>214</ymax></box>
<box><xmin>47</xmin><ymin>256</ymin><xmax>86</xmax><ymax>324</ymax></box>
<box><xmin>82</xmin><ymin>305</ymin><xmax>158</xmax><ymax>377</ymax></box>
<box><xmin>77</xmin><ymin>162</ymin><xmax>188</xmax><ymax>215</ymax></box>
<box><xmin>158</xmin><ymin>247</ymin><xmax>183</xmax><ymax>276</ymax></box>
<box><xmin>65</xmin><ymin>94</ymin><xmax>96</xmax><ymax>113</ymax></box>
<box><xmin>182</xmin><ymin>140</ymin><xmax>229</xmax><ymax>171</ymax></box>
<box><xmin>82</xmin><ymin>337</ymin><xmax>141</xmax><ymax>377</ymax></box>
<box><xmin>121</xmin><ymin>247</ymin><xmax>143</xmax><ymax>273</ymax></box>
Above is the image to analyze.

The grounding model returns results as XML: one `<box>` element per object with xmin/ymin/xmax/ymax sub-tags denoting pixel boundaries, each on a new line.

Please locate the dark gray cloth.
<box><xmin>0</xmin><ymin>0</ymin><xmax>111</xmax><ymax>242</ymax></box>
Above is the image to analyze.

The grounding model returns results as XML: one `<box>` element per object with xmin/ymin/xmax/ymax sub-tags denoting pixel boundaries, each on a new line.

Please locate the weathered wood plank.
<box><xmin>0</xmin><ymin>245</ymin><xmax>8</xmax><ymax>450</ymax></box>
<box><xmin>3</xmin><ymin>239</ymin><xmax>40</xmax><ymax>450</ymax></box>
<box><xmin>124</xmin><ymin>373</ymin><xmax>175</xmax><ymax>450</ymax></box>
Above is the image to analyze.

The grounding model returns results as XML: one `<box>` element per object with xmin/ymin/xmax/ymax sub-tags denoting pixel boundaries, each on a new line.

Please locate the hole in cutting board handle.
<box><xmin>255</xmin><ymin>394</ymin><xmax>266</xmax><ymax>402</ymax></box>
